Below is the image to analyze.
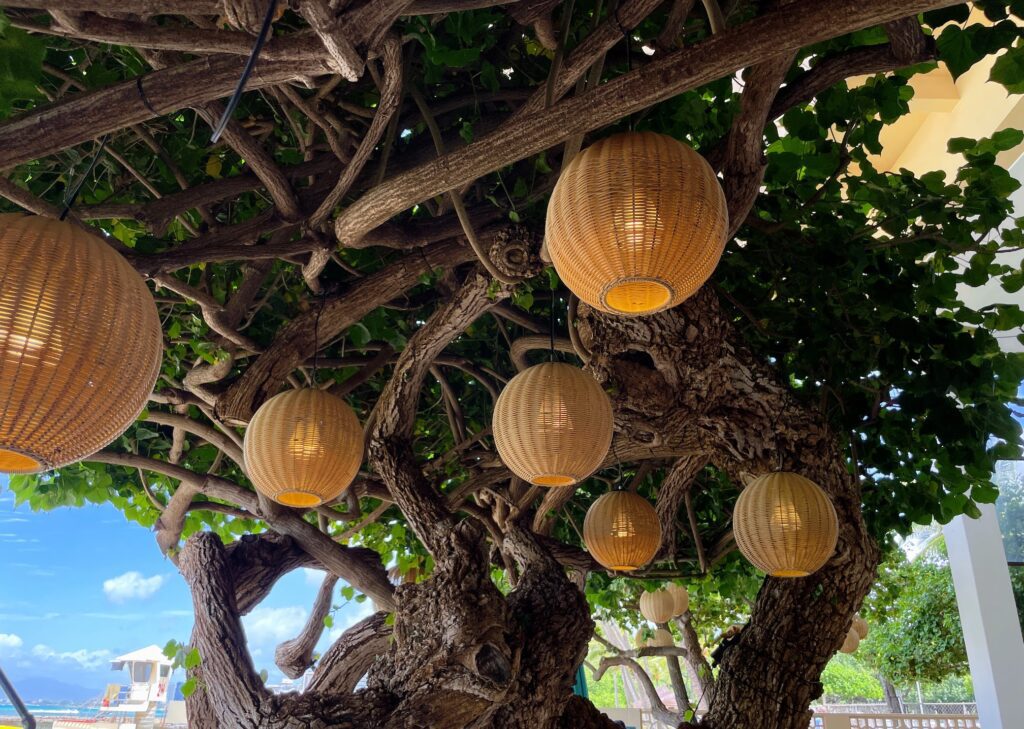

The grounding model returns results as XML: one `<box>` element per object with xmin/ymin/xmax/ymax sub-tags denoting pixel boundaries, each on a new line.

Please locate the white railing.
<box><xmin>813</xmin><ymin>704</ymin><xmax>978</xmax><ymax>717</ymax></box>
<box><xmin>811</xmin><ymin>714</ymin><xmax>980</xmax><ymax>729</ymax></box>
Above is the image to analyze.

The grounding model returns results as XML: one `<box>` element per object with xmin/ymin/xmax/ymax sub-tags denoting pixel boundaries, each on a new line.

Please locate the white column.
<box><xmin>946</xmin><ymin>503</ymin><xmax>1024</xmax><ymax>729</ymax></box>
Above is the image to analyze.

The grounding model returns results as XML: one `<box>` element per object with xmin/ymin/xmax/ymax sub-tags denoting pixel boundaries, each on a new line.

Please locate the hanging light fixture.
<box><xmin>651</xmin><ymin>628</ymin><xmax>675</xmax><ymax>648</ymax></box>
<box><xmin>492</xmin><ymin>362</ymin><xmax>613</xmax><ymax>487</ymax></box>
<box><xmin>852</xmin><ymin>615</ymin><xmax>869</xmax><ymax>640</ymax></box>
<box><xmin>840</xmin><ymin>628</ymin><xmax>860</xmax><ymax>654</ymax></box>
<box><xmin>639</xmin><ymin>588</ymin><xmax>676</xmax><ymax>625</ymax></box>
<box><xmin>667</xmin><ymin>583</ymin><xmax>689</xmax><ymax>616</ymax></box>
<box><xmin>733</xmin><ymin>471</ymin><xmax>839</xmax><ymax>578</ymax></box>
<box><xmin>244</xmin><ymin>388</ymin><xmax>363</xmax><ymax>507</ymax></box>
<box><xmin>0</xmin><ymin>215</ymin><xmax>162</xmax><ymax>473</ymax></box>
<box><xmin>545</xmin><ymin>131</ymin><xmax>728</xmax><ymax>316</ymax></box>
<box><xmin>583</xmin><ymin>490</ymin><xmax>661</xmax><ymax>571</ymax></box>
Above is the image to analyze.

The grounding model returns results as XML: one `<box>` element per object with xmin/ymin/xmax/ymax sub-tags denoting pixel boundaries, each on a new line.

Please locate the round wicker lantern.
<box><xmin>639</xmin><ymin>589</ymin><xmax>675</xmax><ymax>625</ymax></box>
<box><xmin>583</xmin><ymin>490</ymin><xmax>662</xmax><ymax>571</ymax></box>
<box><xmin>545</xmin><ymin>131</ymin><xmax>728</xmax><ymax>316</ymax></box>
<box><xmin>0</xmin><ymin>215</ymin><xmax>162</xmax><ymax>473</ymax></box>
<box><xmin>493</xmin><ymin>362</ymin><xmax>613</xmax><ymax>487</ymax></box>
<box><xmin>733</xmin><ymin>472</ymin><xmax>839</xmax><ymax>578</ymax></box>
<box><xmin>634</xmin><ymin>628</ymin><xmax>649</xmax><ymax>649</ymax></box>
<box><xmin>852</xmin><ymin>615</ymin><xmax>869</xmax><ymax>640</ymax></box>
<box><xmin>840</xmin><ymin>627</ymin><xmax>860</xmax><ymax>654</ymax></box>
<box><xmin>651</xmin><ymin>628</ymin><xmax>675</xmax><ymax>648</ymax></box>
<box><xmin>667</xmin><ymin>583</ymin><xmax>689</xmax><ymax>616</ymax></box>
<box><xmin>243</xmin><ymin>388</ymin><xmax>363</xmax><ymax>507</ymax></box>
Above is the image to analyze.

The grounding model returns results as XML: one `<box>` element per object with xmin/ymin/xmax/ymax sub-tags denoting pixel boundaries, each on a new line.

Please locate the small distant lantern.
<box><xmin>583</xmin><ymin>491</ymin><xmax>662</xmax><ymax>571</ymax></box>
<box><xmin>651</xmin><ymin>628</ymin><xmax>675</xmax><ymax>648</ymax></box>
<box><xmin>639</xmin><ymin>589</ymin><xmax>675</xmax><ymax>625</ymax></box>
<box><xmin>493</xmin><ymin>362</ymin><xmax>613</xmax><ymax>487</ymax></box>
<box><xmin>840</xmin><ymin>628</ymin><xmax>860</xmax><ymax>654</ymax></box>
<box><xmin>852</xmin><ymin>615</ymin><xmax>869</xmax><ymax>640</ymax></box>
<box><xmin>545</xmin><ymin>132</ymin><xmax>728</xmax><ymax>316</ymax></box>
<box><xmin>733</xmin><ymin>472</ymin><xmax>839</xmax><ymax>578</ymax></box>
<box><xmin>244</xmin><ymin>388</ymin><xmax>363</xmax><ymax>507</ymax></box>
<box><xmin>667</xmin><ymin>583</ymin><xmax>689</xmax><ymax>616</ymax></box>
<box><xmin>0</xmin><ymin>215</ymin><xmax>163</xmax><ymax>473</ymax></box>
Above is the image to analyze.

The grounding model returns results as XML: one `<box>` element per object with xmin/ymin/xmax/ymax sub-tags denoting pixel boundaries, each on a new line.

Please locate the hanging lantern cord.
<box><xmin>210</xmin><ymin>0</ymin><xmax>278</xmax><ymax>144</ymax></box>
<box><xmin>312</xmin><ymin>291</ymin><xmax>326</xmax><ymax>384</ymax></box>
<box><xmin>549</xmin><ymin>293</ymin><xmax>556</xmax><ymax>362</ymax></box>
<box><xmin>60</xmin><ymin>134</ymin><xmax>110</xmax><ymax>221</ymax></box>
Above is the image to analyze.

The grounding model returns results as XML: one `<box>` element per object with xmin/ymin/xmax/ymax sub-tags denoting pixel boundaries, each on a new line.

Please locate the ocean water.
<box><xmin>0</xmin><ymin>704</ymin><xmax>101</xmax><ymax>717</ymax></box>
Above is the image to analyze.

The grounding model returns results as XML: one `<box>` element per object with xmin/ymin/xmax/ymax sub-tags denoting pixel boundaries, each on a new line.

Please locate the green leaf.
<box><xmin>180</xmin><ymin>679</ymin><xmax>197</xmax><ymax>698</ymax></box>
<box><xmin>990</xmin><ymin>42</ymin><xmax>1024</xmax><ymax>93</ymax></box>
<box><xmin>184</xmin><ymin>648</ymin><xmax>202</xmax><ymax>670</ymax></box>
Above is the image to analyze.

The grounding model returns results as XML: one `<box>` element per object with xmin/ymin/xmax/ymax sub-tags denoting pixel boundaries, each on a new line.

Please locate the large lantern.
<box><xmin>639</xmin><ymin>589</ymin><xmax>675</xmax><ymax>624</ymax></box>
<box><xmin>583</xmin><ymin>490</ymin><xmax>661</xmax><ymax>571</ymax></box>
<box><xmin>667</xmin><ymin>583</ymin><xmax>689</xmax><ymax>616</ymax></box>
<box><xmin>733</xmin><ymin>472</ymin><xmax>839</xmax><ymax>578</ymax></box>
<box><xmin>492</xmin><ymin>362</ymin><xmax>613</xmax><ymax>486</ymax></box>
<box><xmin>545</xmin><ymin>131</ymin><xmax>728</xmax><ymax>316</ymax></box>
<box><xmin>0</xmin><ymin>215</ymin><xmax>162</xmax><ymax>473</ymax></box>
<box><xmin>243</xmin><ymin>388</ymin><xmax>363</xmax><ymax>507</ymax></box>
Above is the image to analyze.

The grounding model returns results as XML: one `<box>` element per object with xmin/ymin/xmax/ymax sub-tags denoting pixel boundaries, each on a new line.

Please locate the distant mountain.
<box><xmin>6</xmin><ymin>676</ymin><xmax>101</xmax><ymax>704</ymax></box>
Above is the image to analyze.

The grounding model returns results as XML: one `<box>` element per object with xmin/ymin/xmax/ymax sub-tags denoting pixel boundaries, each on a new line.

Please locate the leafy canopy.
<box><xmin>2</xmin><ymin>2</ymin><xmax>1023</xmax><ymax>617</ymax></box>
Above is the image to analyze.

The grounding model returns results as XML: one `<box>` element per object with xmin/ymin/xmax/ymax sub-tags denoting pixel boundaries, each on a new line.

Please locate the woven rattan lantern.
<box><xmin>733</xmin><ymin>472</ymin><xmax>839</xmax><ymax>578</ymax></box>
<box><xmin>651</xmin><ymin>628</ymin><xmax>675</xmax><ymax>648</ymax></box>
<box><xmin>244</xmin><ymin>388</ymin><xmax>363</xmax><ymax>507</ymax></box>
<box><xmin>639</xmin><ymin>589</ymin><xmax>676</xmax><ymax>624</ymax></box>
<box><xmin>852</xmin><ymin>615</ymin><xmax>869</xmax><ymax>640</ymax></box>
<box><xmin>493</xmin><ymin>362</ymin><xmax>613</xmax><ymax>487</ymax></box>
<box><xmin>840</xmin><ymin>627</ymin><xmax>860</xmax><ymax>654</ymax></box>
<box><xmin>0</xmin><ymin>215</ymin><xmax>162</xmax><ymax>473</ymax></box>
<box><xmin>667</xmin><ymin>583</ymin><xmax>689</xmax><ymax>616</ymax></box>
<box><xmin>545</xmin><ymin>131</ymin><xmax>728</xmax><ymax>316</ymax></box>
<box><xmin>583</xmin><ymin>490</ymin><xmax>661</xmax><ymax>571</ymax></box>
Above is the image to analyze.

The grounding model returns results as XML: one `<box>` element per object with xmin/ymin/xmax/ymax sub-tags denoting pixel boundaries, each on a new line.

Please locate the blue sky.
<box><xmin>0</xmin><ymin>475</ymin><xmax>373</xmax><ymax>697</ymax></box>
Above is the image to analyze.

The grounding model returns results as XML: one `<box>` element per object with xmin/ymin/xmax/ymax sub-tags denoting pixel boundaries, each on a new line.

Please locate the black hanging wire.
<box><xmin>210</xmin><ymin>0</ymin><xmax>278</xmax><ymax>144</ymax></box>
<box><xmin>311</xmin><ymin>291</ymin><xmax>327</xmax><ymax>384</ymax></box>
<box><xmin>60</xmin><ymin>134</ymin><xmax>110</xmax><ymax>221</ymax></box>
<box><xmin>549</xmin><ymin>292</ymin><xmax>557</xmax><ymax>361</ymax></box>
<box><xmin>624</xmin><ymin>25</ymin><xmax>635</xmax><ymax>132</ymax></box>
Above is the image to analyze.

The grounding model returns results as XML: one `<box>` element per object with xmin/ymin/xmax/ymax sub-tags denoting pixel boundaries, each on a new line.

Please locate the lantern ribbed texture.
<box><xmin>852</xmin><ymin>615</ymin><xmax>869</xmax><ymax>639</ymax></box>
<box><xmin>493</xmin><ymin>362</ymin><xmax>613</xmax><ymax>486</ymax></box>
<box><xmin>840</xmin><ymin>628</ymin><xmax>860</xmax><ymax>654</ymax></box>
<box><xmin>545</xmin><ymin>131</ymin><xmax>728</xmax><ymax>316</ymax></box>
<box><xmin>0</xmin><ymin>215</ymin><xmax>162</xmax><ymax>473</ymax></box>
<box><xmin>733</xmin><ymin>472</ymin><xmax>839</xmax><ymax>578</ymax></box>
<box><xmin>243</xmin><ymin>388</ymin><xmax>363</xmax><ymax>507</ymax></box>
<box><xmin>639</xmin><ymin>589</ymin><xmax>676</xmax><ymax>624</ymax></box>
<box><xmin>652</xmin><ymin>628</ymin><xmax>675</xmax><ymax>648</ymax></box>
<box><xmin>667</xmin><ymin>583</ymin><xmax>689</xmax><ymax>616</ymax></box>
<box><xmin>583</xmin><ymin>490</ymin><xmax>661</xmax><ymax>571</ymax></box>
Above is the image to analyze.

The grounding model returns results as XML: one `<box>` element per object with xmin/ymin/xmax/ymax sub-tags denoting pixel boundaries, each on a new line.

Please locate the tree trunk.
<box><xmin>579</xmin><ymin>287</ymin><xmax>882</xmax><ymax>729</ymax></box>
<box><xmin>881</xmin><ymin>675</ymin><xmax>903</xmax><ymax>713</ymax></box>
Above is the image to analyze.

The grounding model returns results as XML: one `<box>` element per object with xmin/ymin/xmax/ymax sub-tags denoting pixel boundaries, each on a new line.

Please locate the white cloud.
<box><xmin>326</xmin><ymin>601</ymin><xmax>375</xmax><ymax>644</ymax></box>
<box><xmin>242</xmin><ymin>606</ymin><xmax>307</xmax><ymax>645</ymax></box>
<box><xmin>160</xmin><ymin>609</ymin><xmax>193</xmax><ymax>618</ymax></box>
<box><xmin>103</xmin><ymin>571</ymin><xmax>165</xmax><ymax>603</ymax></box>
<box><xmin>32</xmin><ymin>644</ymin><xmax>112</xmax><ymax>670</ymax></box>
<box><xmin>0</xmin><ymin>633</ymin><xmax>23</xmax><ymax>652</ymax></box>
<box><xmin>303</xmin><ymin>568</ymin><xmax>329</xmax><ymax>586</ymax></box>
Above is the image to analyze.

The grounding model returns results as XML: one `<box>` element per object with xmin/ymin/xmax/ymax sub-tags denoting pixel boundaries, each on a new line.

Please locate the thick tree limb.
<box><xmin>335</xmin><ymin>0</ymin><xmax>956</xmax><ymax>245</ymax></box>
<box><xmin>180</xmin><ymin>532</ymin><xmax>269</xmax><ymax>724</ymax></box>
<box><xmin>275</xmin><ymin>573</ymin><xmax>339</xmax><ymax>679</ymax></box>
<box><xmin>654</xmin><ymin>455</ymin><xmax>708</xmax><ymax>560</ymax></box>
<box><xmin>307</xmin><ymin>612</ymin><xmax>391</xmax><ymax>695</ymax></box>
<box><xmin>217</xmin><ymin>237</ymin><xmax>475</xmax><ymax>423</ymax></box>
